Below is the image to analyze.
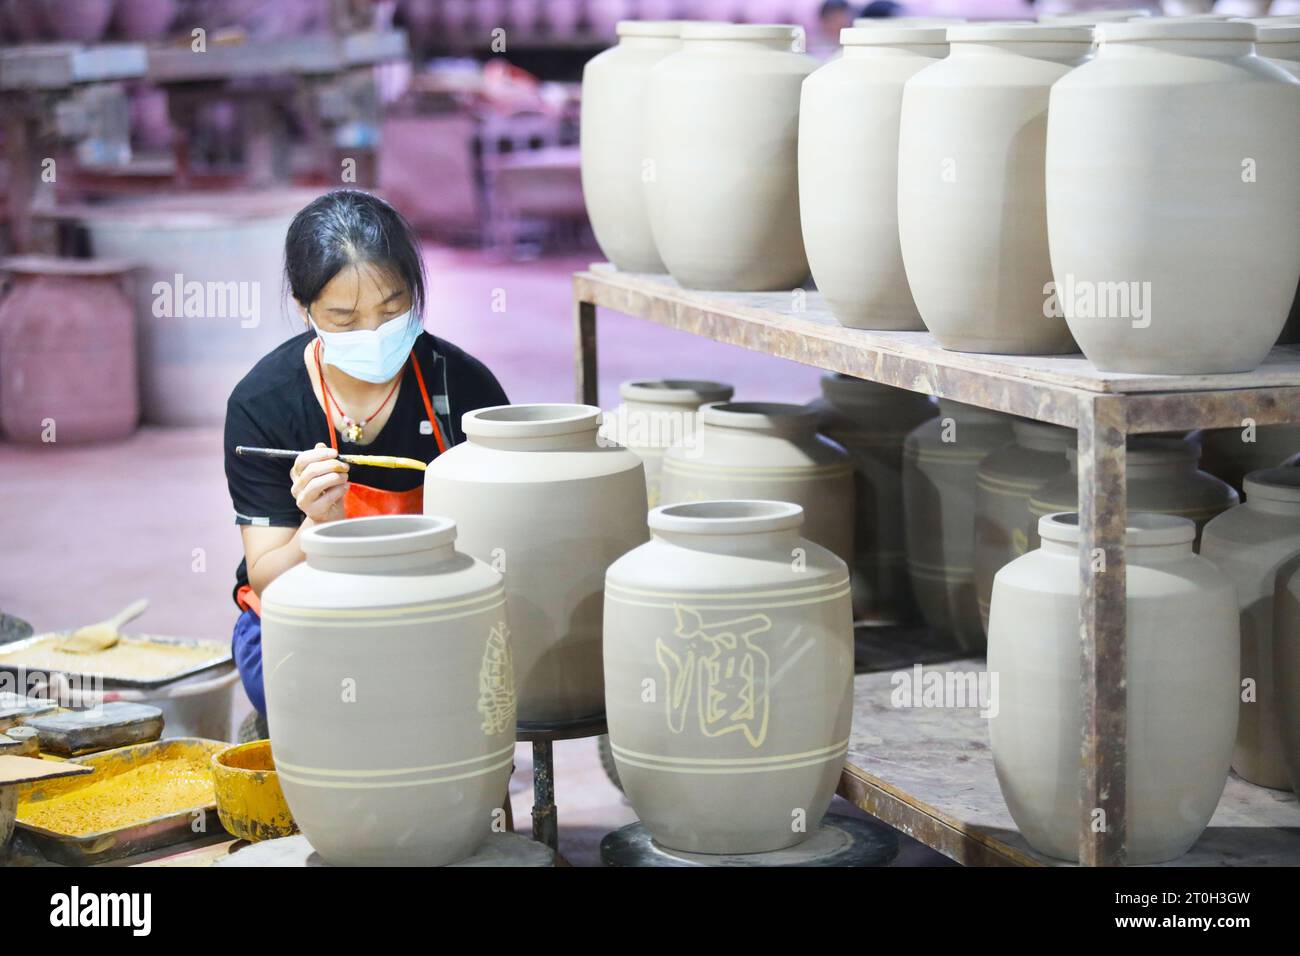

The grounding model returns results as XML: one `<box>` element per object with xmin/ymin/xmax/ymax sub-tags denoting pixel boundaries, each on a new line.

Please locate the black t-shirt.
<box><xmin>223</xmin><ymin>330</ymin><xmax>508</xmax><ymax>602</ymax></box>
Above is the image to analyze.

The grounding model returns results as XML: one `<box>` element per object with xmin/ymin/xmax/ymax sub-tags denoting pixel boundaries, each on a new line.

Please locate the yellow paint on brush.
<box><xmin>339</xmin><ymin>454</ymin><xmax>427</xmax><ymax>471</ymax></box>
<box><xmin>211</xmin><ymin>740</ymin><xmax>298</xmax><ymax>842</ymax></box>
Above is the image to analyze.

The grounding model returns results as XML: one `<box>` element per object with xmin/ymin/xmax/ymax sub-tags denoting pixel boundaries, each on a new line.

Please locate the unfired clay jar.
<box><xmin>1257</xmin><ymin>24</ymin><xmax>1300</xmax><ymax>347</ymax></box>
<box><xmin>989</xmin><ymin>512</ymin><xmax>1238</xmax><ymax>864</ymax></box>
<box><xmin>260</xmin><ymin>516</ymin><xmax>515</xmax><ymax>866</ymax></box>
<box><xmin>604</xmin><ymin>500</ymin><xmax>853</xmax><ymax>853</ymax></box>
<box><xmin>903</xmin><ymin>399</ymin><xmax>1014</xmax><ymax>650</ymax></box>
<box><xmin>806</xmin><ymin>374</ymin><xmax>937</xmax><ymax>623</ymax></box>
<box><xmin>602</xmin><ymin>379</ymin><xmax>734</xmax><ymax>508</ymax></box>
<box><xmin>897</xmin><ymin>24</ymin><xmax>1092</xmax><ymax>354</ymax></box>
<box><xmin>0</xmin><ymin>258</ymin><xmax>138</xmax><ymax>444</ymax></box>
<box><xmin>1200</xmin><ymin>469</ymin><xmax>1300</xmax><ymax>789</ymax></box>
<box><xmin>974</xmin><ymin>420</ymin><xmax>1074</xmax><ymax>633</ymax></box>
<box><xmin>1276</xmin><ymin>554</ymin><xmax>1300</xmax><ymax>794</ymax></box>
<box><xmin>423</xmin><ymin>404</ymin><xmax>647</xmax><ymax>723</ymax></box>
<box><xmin>1046</xmin><ymin>20</ymin><xmax>1300</xmax><ymax>374</ymax></box>
<box><xmin>1027</xmin><ymin>437</ymin><xmax>1239</xmax><ymax>550</ymax></box>
<box><xmin>798</xmin><ymin>26</ymin><xmax>947</xmax><ymax>330</ymax></box>
<box><xmin>659</xmin><ymin>402</ymin><xmax>854</xmax><ymax>568</ymax></box>
<box><xmin>581</xmin><ymin>21</ymin><xmax>683</xmax><ymax>273</ymax></box>
<box><xmin>645</xmin><ymin>23</ymin><xmax>815</xmax><ymax>290</ymax></box>
<box><xmin>1189</xmin><ymin>424</ymin><xmax>1300</xmax><ymax>492</ymax></box>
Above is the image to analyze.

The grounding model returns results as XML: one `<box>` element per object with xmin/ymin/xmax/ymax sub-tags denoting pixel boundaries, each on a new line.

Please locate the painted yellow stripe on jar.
<box><xmin>262</xmin><ymin>600</ymin><xmax>505</xmax><ymax>628</ymax></box>
<box><xmin>605</xmin><ymin>576</ymin><xmax>849</xmax><ymax>602</ymax></box>
<box><xmin>277</xmin><ymin>754</ymin><xmax>515</xmax><ymax>789</ymax></box>
<box><xmin>275</xmin><ymin>742</ymin><xmax>516</xmax><ymax>778</ymax></box>
<box><xmin>976</xmin><ymin>472</ymin><xmax>1041</xmax><ymax>495</ymax></box>
<box><xmin>610</xmin><ymin>741</ymin><xmax>848</xmax><ymax>775</ymax></box>
<box><xmin>606</xmin><ymin>586</ymin><xmax>851</xmax><ymax>611</ymax></box>
<box><xmin>662</xmin><ymin>459</ymin><xmax>853</xmax><ymax>480</ymax></box>
<box><xmin>612</xmin><ymin>738</ymin><xmax>847</xmax><ymax>766</ymax></box>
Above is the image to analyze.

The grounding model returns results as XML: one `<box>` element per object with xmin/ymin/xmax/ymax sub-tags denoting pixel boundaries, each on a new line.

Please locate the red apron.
<box><xmin>236</xmin><ymin>348</ymin><xmax>448</xmax><ymax>617</ymax></box>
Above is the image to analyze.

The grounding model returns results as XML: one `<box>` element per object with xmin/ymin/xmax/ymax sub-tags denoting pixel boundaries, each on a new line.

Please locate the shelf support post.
<box><xmin>574</xmin><ymin>297</ymin><xmax>598</xmax><ymax>405</ymax></box>
<box><xmin>1076</xmin><ymin>394</ymin><xmax>1128</xmax><ymax>866</ymax></box>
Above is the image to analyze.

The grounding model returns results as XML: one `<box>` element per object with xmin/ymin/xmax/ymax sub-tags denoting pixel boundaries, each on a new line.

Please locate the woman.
<box><xmin>223</xmin><ymin>190</ymin><xmax>508</xmax><ymax>734</ymax></box>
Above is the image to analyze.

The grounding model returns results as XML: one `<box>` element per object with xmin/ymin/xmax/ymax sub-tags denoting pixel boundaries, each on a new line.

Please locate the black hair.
<box><xmin>283</xmin><ymin>189</ymin><xmax>426</xmax><ymax>320</ymax></box>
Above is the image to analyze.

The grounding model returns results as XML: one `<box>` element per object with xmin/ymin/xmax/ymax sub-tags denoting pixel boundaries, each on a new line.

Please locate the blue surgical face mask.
<box><xmin>310</xmin><ymin>309</ymin><xmax>421</xmax><ymax>383</ymax></box>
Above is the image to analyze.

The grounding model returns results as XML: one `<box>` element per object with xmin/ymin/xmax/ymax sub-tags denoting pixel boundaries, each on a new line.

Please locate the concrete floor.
<box><xmin>0</xmin><ymin>244</ymin><xmax>946</xmax><ymax>866</ymax></box>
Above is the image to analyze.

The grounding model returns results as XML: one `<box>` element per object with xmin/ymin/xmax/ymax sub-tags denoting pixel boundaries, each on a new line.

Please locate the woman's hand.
<box><xmin>291</xmin><ymin>443</ymin><xmax>348</xmax><ymax>524</ymax></box>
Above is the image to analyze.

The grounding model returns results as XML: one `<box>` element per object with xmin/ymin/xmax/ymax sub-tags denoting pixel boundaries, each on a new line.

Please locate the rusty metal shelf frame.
<box><xmin>572</xmin><ymin>266</ymin><xmax>1300</xmax><ymax>868</ymax></box>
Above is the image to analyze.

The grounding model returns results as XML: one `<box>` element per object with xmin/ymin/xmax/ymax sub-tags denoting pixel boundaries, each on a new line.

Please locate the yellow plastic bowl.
<box><xmin>211</xmin><ymin>740</ymin><xmax>297</xmax><ymax>843</ymax></box>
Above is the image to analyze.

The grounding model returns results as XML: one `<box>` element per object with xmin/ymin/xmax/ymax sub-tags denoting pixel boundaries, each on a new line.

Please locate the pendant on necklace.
<box><xmin>343</xmin><ymin>419</ymin><xmax>364</xmax><ymax>443</ymax></box>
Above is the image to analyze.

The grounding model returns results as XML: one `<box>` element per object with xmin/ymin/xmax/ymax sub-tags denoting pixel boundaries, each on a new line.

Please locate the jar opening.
<box><xmin>1039</xmin><ymin>511</ymin><xmax>1196</xmax><ymax>547</ymax></box>
<box><xmin>302</xmin><ymin>515</ymin><xmax>457</xmax><ymax>559</ymax></box>
<box><xmin>650</xmin><ymin>499</ymin><xmax>804</xmax><ymax>535</ymax></box>
<box><xmin>620</xmin><ymin>379</ymin><xmax>734</xmax><ymax>405</ymax></box>
<box><xmin>1243</xmin><ymin>467</ymin><xmax>1300</xmax><ymax>503</ymax></box>
<box><xmin>700</xmin><ymin>401</ymin><xmax>817</xmax><ymax>430</ymax></box>
<box><xmin>462</xmin><ymin>403</ymin><xmax>601</xmax><ymax>439</ymax></box>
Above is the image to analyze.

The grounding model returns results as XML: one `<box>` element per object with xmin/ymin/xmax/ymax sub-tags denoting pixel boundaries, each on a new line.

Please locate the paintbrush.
<box><xmin>235</xmin><ymin>446</ymin><xmax>428</xmax><ymax>472</ymax></box>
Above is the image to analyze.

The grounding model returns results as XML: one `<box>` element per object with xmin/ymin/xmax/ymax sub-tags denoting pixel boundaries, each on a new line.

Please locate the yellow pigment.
<box><xmin>0</xmin><ymin>635</ymin><xmax>225</xmax><ymax>682</ymax></box>
<box><xmin>17</xmin><ymin>756</ymin><xmax>215</xmax><ymax>835</ymax></box>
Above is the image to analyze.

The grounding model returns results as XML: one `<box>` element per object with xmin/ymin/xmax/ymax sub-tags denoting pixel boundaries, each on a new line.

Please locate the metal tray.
<box><xmin>14</xmin><ymin>737</ymin><xmax>230</xmax><ymax>865</ymax></box>
<box><xmin>0</xmin><ymin>633</ymin><xmax>232</xmax><ymax>690</ymax></box>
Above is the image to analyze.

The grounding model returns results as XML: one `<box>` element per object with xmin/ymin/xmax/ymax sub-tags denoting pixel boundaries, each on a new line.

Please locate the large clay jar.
<box><xmin>581</xmin><ymin>21</ymin><xmax>683</xmax><ymax>273</ymax></box>
<box><xmin>40</xmin><ymin>0</ymin><xmax>114</xmax><ymax>41</ymax></box>
<box><xmin>1045</xmin><ymin>20</ymin><xmax>1300</xmax><ymax>374</ymax></box>
<box><xmin>659</xmin><ymin>402</ymin><xmax>854</xmax><ymax>567</ymax></box>
<box><xmin>602</xmin><ymin>379</ymin><xmax>734</xmax><ymax>508</ymax></box>
<box><xmin>806</xmin><ymin>374</ymin><xmax>937</xmax><ymax>623</ymax></box>
<box><xmin>974</xmin><ymin>420</ymin><xmax>1074</xmax><ymax>634</ymax></box>
<box><xmin>903</xmin><ymin>399</ymin><xmax>1014</xmax><ymax>650</ymax></box>
<box><xmin>1188</xmin><ymin>424</ymin><xmax>1300</xmax><ymax>493</ymax></box>
<box><xmin>260</xmin><ymin>516</ymin><xmax>515</xmax><ymax>866</ymax></box>
<box><xmin>1276</xmin><ymin>555</ymin><xmax>1300</xmax><ymax>794</ymax></box>
<box><xmin>423</xmin><ymin>404</ymin><xmax>647</xmax><ymax>723</ymax></box>
<box><xmin>897</xmin><ymin>23</ymin><xmax>1092</xmax><ymax>354</ymax></box>
<box><xmin>645</xmin><ymin>23</ymin><xmax>815</xmax><ymax>290</ymax></box>
<box><xmin>604</xmin><ymin>500</ymin><xmax>854</xmax><ymax>853</ymax></box>
<box><xmin>0</xmin><ymin>258</ymin><xmax>138</xmax><ymax>444</ymax></box>
<box><xmin>1027</xmin><ymin>437</ymin><xmax>1239</xmax><ymax>550</ymax></box>
<box><xmin>1200</xmin><ymin>469</ymin><xmax>1300</xmax><ymax>789</ymax></box>
<box><xmin>798</xmin><ymin>26</ymin><xmax>948</xmax><ymax>330</ymax></box>
<box><xmin>989</xmin><ymin>512</ymin><xmax>1238</xmax><ymax>864</ymax></box>
<box><xmin>1257</xmin><ymin>23</ymin><xmax>1300</xmax><ymax>347</ymax></box>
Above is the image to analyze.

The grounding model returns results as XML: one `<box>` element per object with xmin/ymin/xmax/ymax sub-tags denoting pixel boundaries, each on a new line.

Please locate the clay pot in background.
<box><xmin>1</xmin><ymin>0</ymin><xmax>46</xmax><ymax>40</ymax></box>
<box><xmin>807</xmin><ymin>374</ymin><xmax>937</xmax><ymax>623</ymax></box>
<box><xmin>581</xmin><ymin>21</ymin><xmax>684</xmax><ymax>274</ymax></box>
<box><xmin>645</xmin><ymin>23</ymin><xmax>815</xmax><ymax>290</ymax></box>
<box><xmin>660</xmin><ymin>401</ymin><xmax>855</xmax><ymax>567</ymax></box>
<box><xmin>798</xmin><ymin>26</ymin><xmax>947</xmax><ymax>330</ymax></box>
<box><xmin>1027</xmin><ymin>437</ymin><xmax>1239</xmax><ymax>551</ymax></box>
<box><xmin>0</xmin><ymin>258</ymin><xmax>138</xmax><ymax>444</ymax></box>
<box><xmin>260</xmin><ymin>516</ymin><xmax>516</xmax><ymax>866</ymax></box>
<box><xmin>423</xmin><ymin>404</ymin><xmax>647</xmax><ymax>723</ymax></box>
<box><xmin>40</xmin><ymin>0</ymin><xmax>114</xmax><ymax>41</ymax></box>
<box><xmin>1200</xmin><ymin>469</ymin><xmax>1300</xmax><ymax>790</ymax></box>
<box><xmin>898</xmin><ymin>23</ymin><xmax>1092</xmax><ymax>354</ymax></box>
<box><xmin>1276</xmin><ymin>553</ymin><xmax>1300</xmax><ymax>795</ymax></box>
<box><xmin>604</xmin><ymin>500</ymin><xmax>853</xmax><ymax>853</ymax></box>
<box><xmin>1046</xmin><ymin>20</ymin><xmax>1300</xmax><ymax>374</ymax></box>
<box><xmin>989</xmin><ymin>512</ymin><xmax>1238</xmax><ymax>864</ymax></box>
<box><xmin>113</xmin><ymin>0</ymin><xmax>176</xmax><ymax>39</ymax></box>
<box><xmin>973</xmin><ymin>420</ymin><xmax>1073</xmax><ymax>634</ymax></box>
<box><xmin>1189</xmin><ymin>424</ymin><xmax>1300</xmax><ymax>493</ymax></box>
<box><xmin>1257</xmin><ymin>24</ymin><xmax>1300</xmax><ymax>347</ymax></box>
<box><xmin>902</xmin><ymin>399</ymin><xmax>1013</xmax><ymax>650</ymax></box>
<box><xmin>603</xmin><ymin>378</ymin><xmax>734</xmax><ymax>508</ymax></box>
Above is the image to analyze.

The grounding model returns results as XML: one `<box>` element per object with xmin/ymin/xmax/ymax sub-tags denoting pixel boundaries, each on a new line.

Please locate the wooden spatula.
<box><xmin>59</xmin><ymin>598</ymin><xmax>149</xmax><ymax>654</ymax></box>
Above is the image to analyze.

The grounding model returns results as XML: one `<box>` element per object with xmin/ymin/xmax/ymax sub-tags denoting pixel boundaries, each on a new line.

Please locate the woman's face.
<box><xmin>301</xmin><ymin>261</ymin><xmax>412</xmax><ymax>333</ymax></box>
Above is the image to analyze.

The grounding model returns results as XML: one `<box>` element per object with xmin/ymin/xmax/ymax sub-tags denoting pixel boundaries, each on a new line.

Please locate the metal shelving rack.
<box><xmin>572</xmin><ymin>263</ymin><xmax>1300</xmax><ymax>867</ymax></box>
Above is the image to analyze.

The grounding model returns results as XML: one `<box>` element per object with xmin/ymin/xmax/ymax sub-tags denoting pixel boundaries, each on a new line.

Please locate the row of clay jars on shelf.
<box><xmin>582</xmin><ymin>19</ymin><xmax>1300</xmax><ymax>372</ymax></box>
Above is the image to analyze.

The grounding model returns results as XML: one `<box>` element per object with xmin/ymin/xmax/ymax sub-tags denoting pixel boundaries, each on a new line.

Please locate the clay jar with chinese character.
<box><xmin>989</xmin><ymin>512</ymin><xmax>1238</xmax><ymax>863</ymax></box>
<box><xmin>659</xmin><ymin>402</ymin><xmax>855</xmax><ymax>568</ymax></box>
<box><xmin>1201</xmin><ymin>469</ymin><xmax>1300</xmax><ymax>789</ymax></box>
<box><xmin>806</xmin><ymin>374</ymin><xmax>937</xmax><ymax>623</ymax></box>
<box><xmin>259</xmin><ymin>516</ymin><xmax>516</xmax><ymax>866</ymax></box>
<box><xmin>424</xmin><ymin>404</ymin><xmax>648</xmax><ymax>723</ymax></box>
<box><xmin>603</xmin><ymin>500</ymin><xmax>854</xmax><ymax>853</ymax></box>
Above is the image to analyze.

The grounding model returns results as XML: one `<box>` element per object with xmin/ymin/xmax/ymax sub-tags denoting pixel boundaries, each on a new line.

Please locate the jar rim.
<box><xmin>650</xmin><ymin>500</ymin><xmax>804</xmax><ymax>535</ymax></box>
<box><xmin>302</xmin><ymin>515</ymin><xmax>456</xmax><ymax>559</ymax></box>
<box><xmin>1039</xmin><ymin>511</ymin><xmax>1196</xmax><ymax>547</ymax></box>
<box><xmin>1244</xmin><ymin>467</ymin><xmax>1300</xmax><ymax>503</ymax></box>
<box><xmin>1257</xmin><ymin>24</ymin><xmax>1300</xmax><ymax>43</ymax></box>
<box><xmin>619</xmin><ymin>379</ymin><xmax>734</xmax><ymax>406</ymax></box>
<box><xmin>1099</xmin><ymin>20</ymin><xmax>1256</xmax><ymax>43</ymax></box>
<box><xmin>462</xmin><ymin>403</ymin><xmax>601</xmax><ymax>439</ymax></box>
<box><xmin>839</xmin><ymin>25</ymin><xmax>949</xmax><ymax>46</ymax></box>
<box><xmin>947</xmin><ymin>23</ymin><xmax>1093</xmax><ymax>43</ymax></box>
<box><xmin>680</xmin><ymin>22</ymin><xmax>801</xmax><ymax>42</ymax></box>
<box><xmin>616</xmin><ymin>20</ymin><xmax>688</xmax><ymax>39</ymax></box>
<box><xmin>699</xmin><ymin>401</ymin><xmax>818</xmax><ymax>430</ymax></box>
